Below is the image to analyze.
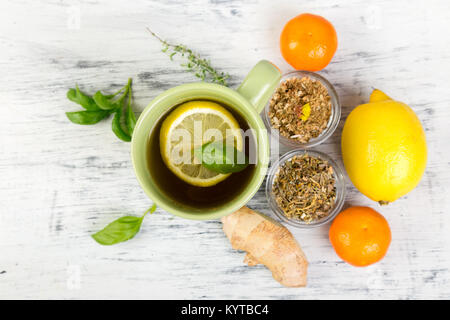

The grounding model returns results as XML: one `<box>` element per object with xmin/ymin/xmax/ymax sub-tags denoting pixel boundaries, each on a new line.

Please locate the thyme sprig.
<box><xmin>147</xmin><ymin>28</ymin><xmax>230</xmax><ymax>86</ymax></box>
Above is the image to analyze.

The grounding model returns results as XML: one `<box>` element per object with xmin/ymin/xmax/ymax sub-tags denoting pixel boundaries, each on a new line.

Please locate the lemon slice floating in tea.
<box><xmin>160</xmin><ymin>101</ymin><xmax>243</xmax><ymax>187</ymax></box>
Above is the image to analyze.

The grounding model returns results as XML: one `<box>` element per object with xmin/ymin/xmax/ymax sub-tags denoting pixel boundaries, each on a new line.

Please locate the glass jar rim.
<box><xmin>262</xmin><ymin>70</ymin><xmax>341</xmax><ymax>149</ymax></box>
<box><xmin>265</xmin><ymin>149</ymin><xmax>346</xmax><ymax>228</ymax></box>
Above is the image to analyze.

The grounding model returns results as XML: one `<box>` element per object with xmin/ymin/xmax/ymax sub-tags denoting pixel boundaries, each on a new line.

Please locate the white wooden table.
<box><xmin>1</xmin><ymin>0</ymin><xmax>449</xmax><ymax>299</ymax></box>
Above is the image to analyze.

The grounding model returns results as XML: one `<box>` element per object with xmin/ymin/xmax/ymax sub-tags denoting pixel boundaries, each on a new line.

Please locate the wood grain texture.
<box><xmin>1</xmin><ymin>0</ymin><xmax>449</xmax><ymax>299</ymax></box>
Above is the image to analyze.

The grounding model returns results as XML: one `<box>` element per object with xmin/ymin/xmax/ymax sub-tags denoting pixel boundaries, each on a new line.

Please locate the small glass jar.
<box><xmin>265</xmin><ymin>149</ymin><xmax>346</xmax><ymax>228</ymax></box>
<box><xmin>262</xmin><ymin>70</ymin><xmax>341</xmax><ymax>148</ymax></box>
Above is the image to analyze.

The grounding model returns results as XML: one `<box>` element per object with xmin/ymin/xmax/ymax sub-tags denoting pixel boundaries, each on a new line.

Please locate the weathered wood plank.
<box><xmin>0</xmin><ymin>0</ymin><xmax>449</xmax><ymax>299</ymax></box>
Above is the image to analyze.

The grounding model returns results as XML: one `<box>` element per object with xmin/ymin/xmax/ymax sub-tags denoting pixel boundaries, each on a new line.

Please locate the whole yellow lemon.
<box><xmin>341</xmin><ymin>89</ymin><xmax>427</xmax><ymax>204</ymax></box>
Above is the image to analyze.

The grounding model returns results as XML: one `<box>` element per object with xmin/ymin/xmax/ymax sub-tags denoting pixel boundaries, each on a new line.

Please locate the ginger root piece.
<box><xmin>222</xmin><ymin>206</ymin><xmax>308</xmax><ymax>287</ymax></box>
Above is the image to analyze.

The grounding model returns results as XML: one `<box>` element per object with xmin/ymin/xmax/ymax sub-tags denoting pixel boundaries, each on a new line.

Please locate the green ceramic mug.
<box><xmin>131</xmin><ymin>60</ymin><xmax>281</xmax><ymax>220</ymax></box>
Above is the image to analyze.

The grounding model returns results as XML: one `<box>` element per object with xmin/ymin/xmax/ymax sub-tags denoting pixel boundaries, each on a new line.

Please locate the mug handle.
<box><xmin>237</xmin><ymin>60</ymin><xmax>282</xmax><ymax>113</ymax></box>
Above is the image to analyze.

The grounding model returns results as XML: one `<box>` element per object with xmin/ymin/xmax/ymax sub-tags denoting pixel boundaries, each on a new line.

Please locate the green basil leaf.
<box><xmin>93</xmin><ymin>91</ymin><xmax>121</xmax><ymax>110</ymax></box>
<box><xmin>92</xmin><ymin>204</ymin><xmax>156</xmax><ymax>246</ymax></box>
<box><xmin>66</xmin><ymin>110</ymin><xmax>110</xmax><ymax>125</ymax></box>
<box><xmin>112</xmin><ymin>106</ymin><xmax>131</xmax><ymax>142</ymax></box>
<box><xmin>67</xmin><ymin>88</ymin><xmax>77</xmax><ymax>101</ymax></box>
<box><xmin>119</xmin><ymin>104</ymin><xmax>131</xmax><ymax>136</ymax></box>
<box><xmin>67</xmin><ymin>86</ymin><xmax>101</xmax><ymax>111</ymax></box>
<box><xmin>92</xmin><ymin>216</ymin><xmax>144</xmax><ymax>245</ymax></box>
<box><xmin>126</xmin><ymin>100</ymin><xmax>136</xmax><ymax>136</ymax></box>
<box><xmin>196</xmin><ymin>141</ymin><xmax>249</xmax><ymax>174</ymax></box>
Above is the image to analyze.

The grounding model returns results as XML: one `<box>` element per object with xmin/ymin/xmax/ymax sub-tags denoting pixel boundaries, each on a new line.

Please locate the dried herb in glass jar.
<box><xmin>268</xmin><ymin>77</ymin><xmax>332</xmax><ymax>143</ymax></box>
<box><xmin>272</xmin><ymin>154</ymin><xmax>336</xmax><ymax>223</ymax></box>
